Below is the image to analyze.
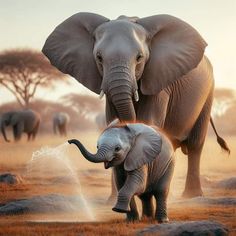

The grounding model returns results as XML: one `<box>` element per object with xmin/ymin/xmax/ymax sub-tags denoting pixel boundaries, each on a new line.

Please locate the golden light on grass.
<box><xmin>0</xmin><ymin>133</ymin><xmax>235</xmax><ymax>235</ymax></box>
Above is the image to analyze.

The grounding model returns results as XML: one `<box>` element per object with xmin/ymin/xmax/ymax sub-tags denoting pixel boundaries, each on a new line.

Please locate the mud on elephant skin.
<box><xmin>68</xmin><ymin>121</ymin><xmax>175</xmax><ymax>222</ymax></box>
<box><xmin>0</xmin><ymin>109</ymin><xmax>41</xmax><ymax>142</ymax></box>
<box><xmin>42</xmin><ymin>12</ymin><xmax>230</xmax><ymax>198</ymax></box>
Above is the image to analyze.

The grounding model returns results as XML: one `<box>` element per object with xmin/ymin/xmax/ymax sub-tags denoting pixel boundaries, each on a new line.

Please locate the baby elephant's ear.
<box><xmin>124</xmin><ymin>124</ymin><xmax>162</xmax><ymax>171</ymax></box>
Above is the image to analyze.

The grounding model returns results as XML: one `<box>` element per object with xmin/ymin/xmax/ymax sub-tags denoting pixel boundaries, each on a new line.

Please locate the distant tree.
<box><xmin>212</xmin><ymin>88</ymin><xmax>236</xmax><ymax>118</ymax></box>
<box><xmin>62</xmin><ymin>93</ymin><xmax>105</xmax><ymax>118</ymax></box>
<box><xmin>214</xmin><ymin>88</ymin><xmax>235</xmax><ymax>100</ymax></box>
<box><xmin>0</xmin><ymin>49</ymin><xmax>66</xmax><ymax>108</ymax></box>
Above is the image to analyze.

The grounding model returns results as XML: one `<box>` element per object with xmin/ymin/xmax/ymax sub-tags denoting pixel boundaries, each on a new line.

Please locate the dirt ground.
<box><xmin>0</xmin><ymin>132</ymin><xmax>235</xmax><ymax>235</ymax></box>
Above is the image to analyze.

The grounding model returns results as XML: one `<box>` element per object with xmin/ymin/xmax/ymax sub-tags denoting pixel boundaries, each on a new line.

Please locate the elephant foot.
<box><xmin>157</xmin><ymin>216</ymin><xmax>169</xmax><ymax>224</ymax></box>
<box><xmin>112</xmin><ymin>193</ymin><xmax>132</xmax><ymax>214</ymax></box>
<box><xmin>126</xmin><ymin>211</ymin><xmax>139</xmax><ymax>222</ymax></box>
<box><xmin>182</xmin><ymin>188</ymin><xmax>203</xmax><ymax>198</ymax></box>
<box><xmin>112</xmin><ymin>207</ymin><xmax>130</xmax><ymax>213</ymax></box>
<box><xmin>112</xmin><ymin>201</ymin><xmax>130</xmax><ymax>213</ymax></box>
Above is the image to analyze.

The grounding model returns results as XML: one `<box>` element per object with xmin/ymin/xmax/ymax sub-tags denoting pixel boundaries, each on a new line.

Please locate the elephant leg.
<box><xmin>60</xmin><ymin>125</ymin><xmax>64</xmax><ymax>136</ymax></box>
<box><xmin>113</xmin><ymin>168</ymin><xmax>145</xmax><ymax>215</ymax></box>
<box><xmin>32</xmin><ymin>121</ymin><xmax>40</xmax><ymax>140</ymax></box>
<box><xmin>58</xmin><ymin>126</ymin><xmax>62</xmax><ymax>136</ymax></box>
<box><xmin>64</xmin><ymin>126</ymin><xmax>67</xmax><ymax>136</ymax></box>
<box><xmin>154</xmin><ymin>191</ymin><xmax>168</xmax><ymax>223</ymax></box>
<box><xmin>139</xmin><ymin>193</ymin><xmax>154</xmax><ymax>219</ymax></box>
<box><xmin>13</xmin><ymin>122</ymin><xmax>24</xmax><ymax>141</ymax></box>
<box><xmin>183</xmin><ymin>147</ymin><xmax>204</xmax><ymax>198</ymax></box>
<box><xmin>53</xmin><ymin>123</ymin><xmax>57</xmax><ymax>135</ymax></box>
<box><xmin>63</xmin><ymin>126</ymin><xmax>67</xmax><ymax>136</ymax></box>
<box><xmin>182</xmin><ymin>91</ymin><xmax>213</xmax><ymax>198</ymax></box>
<box><xmin>154</xmin><ymin>159</ymin><xmax>175</xmax><ymax>223</ymax></box>
<box><xmin>126</xmin><ymin>197</ymin><xmax>139</xmax><ymax>222</ymax></box>
<box><xmin>27</xmin><ymin>133</ymin><xmax>32</xmax><ymax>141</ymax></box>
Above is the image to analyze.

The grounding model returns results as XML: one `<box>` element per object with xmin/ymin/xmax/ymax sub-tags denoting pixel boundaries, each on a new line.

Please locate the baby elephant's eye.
<box><xmin>97</xmin><ymin>145</ymin><xmax>99</xmax><ymax>149</ymax></box>
<box><xmin>114</xmin><ymin>145</ymin><xmax>121</xmax><ymax>152</ymax></box>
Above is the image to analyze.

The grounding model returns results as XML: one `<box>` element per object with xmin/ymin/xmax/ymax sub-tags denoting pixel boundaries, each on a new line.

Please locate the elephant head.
<box><xmin>43</xmin><ymin>13</ymin><xmax>206</xmax><ymax>122</ymax></box>
<box><xmin>68</xmin><ymin>122</ymin><xmax>162</xmax><ymax>171</ymax></box>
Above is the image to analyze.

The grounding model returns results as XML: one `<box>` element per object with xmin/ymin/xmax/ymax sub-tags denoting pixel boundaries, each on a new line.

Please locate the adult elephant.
<box><xmin>53</xmin><ymin>112</ymin><xmax>70</xmax><ymax>136</ymax></box>
<box><xmin>1</xmin><ymin>109</ymin><xmax>41</xmax><ymax>142</ymax></box>
<box><xmin>42</xmin><ymin>13</ymin><xmax>229</xmax><ymax>197</ymax></box>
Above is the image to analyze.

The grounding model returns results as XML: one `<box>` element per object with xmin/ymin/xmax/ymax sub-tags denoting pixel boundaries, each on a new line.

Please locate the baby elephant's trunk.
<box><xmin>68</xmin><ymin>139</ymin><xmax>106</xmax><ymax>163</ymax></box>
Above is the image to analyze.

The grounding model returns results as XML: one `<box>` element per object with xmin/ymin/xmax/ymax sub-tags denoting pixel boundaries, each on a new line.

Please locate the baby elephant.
<box><xmin>68</xmin><ymin>122</ymin><xmax>175</xmax><ymax>222</ymax></box>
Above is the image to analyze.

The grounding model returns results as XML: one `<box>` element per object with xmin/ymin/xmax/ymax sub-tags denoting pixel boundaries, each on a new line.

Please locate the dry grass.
<box><xmin>0</xmin><ymin>133</ymin><xmax>235</xmax><ymax>235</ymax></box>
<box><xmin>0</xmin><ymin>220</ymin><xmax>151</xmax><ymax>236</ymax></box>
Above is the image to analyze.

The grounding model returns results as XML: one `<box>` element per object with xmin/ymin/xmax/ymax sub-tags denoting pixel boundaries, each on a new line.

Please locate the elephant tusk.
<box><xmin>99</xmin><ymin>90</ymin><xmax>105</xmax><ymax>99</ymax></box>
<box><xmin>134</xmin><ymin>90</ymin><xmax>139</xmax><ymax>102</ymax></box>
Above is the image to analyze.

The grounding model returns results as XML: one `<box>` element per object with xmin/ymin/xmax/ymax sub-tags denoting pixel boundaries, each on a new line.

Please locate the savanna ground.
<box><xmin>0</xmin><ymin>131</ymin><xmax>235</xmax><ymax>235</ymax></box>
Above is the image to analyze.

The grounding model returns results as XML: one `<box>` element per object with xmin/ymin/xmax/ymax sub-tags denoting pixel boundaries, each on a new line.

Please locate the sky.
<box><xmin>0</xmin><ymin>0</ymin><xmax>236</xmax><ymax>103</ymax></box>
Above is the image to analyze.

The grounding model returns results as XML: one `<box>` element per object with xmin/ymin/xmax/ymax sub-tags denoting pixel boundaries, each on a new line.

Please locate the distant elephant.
<box><xmin>42</xmin><ymin>13</ymin><xmax>230</xmax><ymax>197</ymax></box>
<box><xmin>0</xmin><ymin>109</ymin><xmax>41</xmax><ymax>142</ymax></box>
<box><xmin>95</xmin><ymin>113</ymin><xmax>106</xmax><ymax>131</ymax></box>
<box><xmin>68</xmin><ymin>121</ymin><xmax>175</xmax><ymax>222</ymax></box>
<box><xmin>53</xmin><ymin>112</ymin><xmax>70</xmax><ymax>136</ymax></box>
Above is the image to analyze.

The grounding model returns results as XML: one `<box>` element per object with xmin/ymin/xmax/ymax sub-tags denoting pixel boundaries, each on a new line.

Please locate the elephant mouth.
<box><xmin>104</xmin><ymin>161</ymin><xmax>111</xmax><ymax>169</ymax></box>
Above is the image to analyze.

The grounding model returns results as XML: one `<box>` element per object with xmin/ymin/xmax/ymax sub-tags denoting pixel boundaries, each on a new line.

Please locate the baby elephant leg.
<box><xmin>140</xmin><ymin>193</ymin><xmax>154</xmax><ymax>219</ymax></box>
<box><xmin>126</xmin><ymin>197</ymin><xmax>139</xmax><ymax>222</ymax></box>
<box><xmin>113</xmin><ymin>169</ymin><xmax>145</xmax><ymax>214</ymax></box>
<box><xmin>154</xmin><ymin>159</ymin><xmax>175</xmax><ymax>223</ymax></box>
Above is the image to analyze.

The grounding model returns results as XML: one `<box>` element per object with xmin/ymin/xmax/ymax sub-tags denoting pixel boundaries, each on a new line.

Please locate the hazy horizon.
<box><xmin>0</xmin><ymin>0</ymin><xmax>236</xmax><ymax>103</ymax></box>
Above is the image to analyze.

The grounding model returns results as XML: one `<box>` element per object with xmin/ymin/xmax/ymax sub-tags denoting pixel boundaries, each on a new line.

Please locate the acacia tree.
<box><xmin>212</xmin><ymin>88</ymin><xmax>236</xmax><ymax>118</ymax></box>
<box><xmin>0</xmin><ymin>49</ymin><xmax>65</xmax><ymax>108</ymax></box>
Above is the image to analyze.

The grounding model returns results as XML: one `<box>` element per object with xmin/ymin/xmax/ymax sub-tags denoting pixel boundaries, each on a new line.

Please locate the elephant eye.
<box><xmin>136</xmin><ymin>53</ymin><xmax>143</xmax><ymax>62</ymax></box>
<box><xmin>96</xmin><ymin>52</ymin><xmax>103</xmax><ymax>63</ymax></box>
<box><xmin>115</xmin><ymin>145</ymin><xmax>121</xmax><ymax>152</ymax></box>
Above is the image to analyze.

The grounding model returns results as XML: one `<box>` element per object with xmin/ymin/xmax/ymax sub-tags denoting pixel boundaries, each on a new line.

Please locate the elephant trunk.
<box><xmin>112</xmin><ymin>95</ymin><xmax>136</xmax><ymax>122</ymax></box>
<box><xmin>1</xmin><ymin>121</ymin><xmax>10</xmax><ymax>142</ymax></box>
<box><xmin>68</xmin><ymin>139</ymin><xmax>107</xmax><ymax>163</ymax></box>
<box><xmin>106</xmin><ymin>74</ymin><xmax>137</xmax><ymax>122</ymax></box>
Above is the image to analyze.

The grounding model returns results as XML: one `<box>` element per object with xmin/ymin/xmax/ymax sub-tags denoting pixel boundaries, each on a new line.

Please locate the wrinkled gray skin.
<box><xmin>1</xmin><ymin>109</ymin><xmax>41</xmax><ymax>142</ymax></box>
<box><xmin>69</xmin><ymin>123</ymin><xmax>175</xmax><ymax>222</ymax></box>
<box><xmin>53</xmin><ymin>112</ymin><xmax>69</xmax><ymax>136</ymax></box>
<box><xmin>42</xmin><ymin>13</ymin><xmax>229</xmax><ymax>197</ymax></box>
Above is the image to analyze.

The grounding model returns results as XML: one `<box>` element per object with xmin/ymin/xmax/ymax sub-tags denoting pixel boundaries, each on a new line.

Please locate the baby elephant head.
<box><xmin>68</xmin><ymin>122</ymin><xmax>162</xmax><ymax>171</ymax></box>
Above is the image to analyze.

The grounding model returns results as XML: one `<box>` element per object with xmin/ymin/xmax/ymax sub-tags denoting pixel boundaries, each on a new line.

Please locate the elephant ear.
<box><xmin>42</xmin><ymin>12</ymin><xmax>109</xmax><ymax>94</ymax></box>
<box><xmin>137</xmin><ymin>15</ymin><xmax>207</xmax><ymax>95</ymax></box>
<box><xmin>124</xmin><ymin>124</ymin><xmax>162</xmax><ymax>171</ymax></box>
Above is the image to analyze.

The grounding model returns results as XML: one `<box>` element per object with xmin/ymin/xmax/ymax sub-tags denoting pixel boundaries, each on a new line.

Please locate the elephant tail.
<box><xmin>210</xmin><ymin>117</ymin><xmax>230</xmax><ymax>154</ymax></box>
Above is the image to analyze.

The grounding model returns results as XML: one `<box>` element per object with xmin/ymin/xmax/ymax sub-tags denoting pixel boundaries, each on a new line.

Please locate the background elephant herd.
<box><xmin>0</xmin><ymin>109</ymin><xmax>71</xmax><ymax>142</ymax></box>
